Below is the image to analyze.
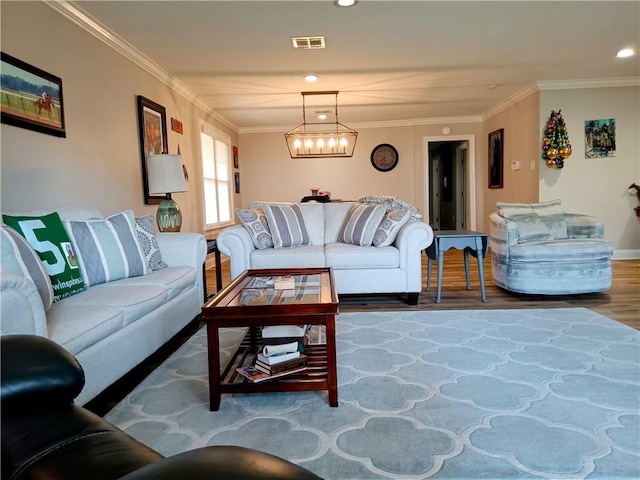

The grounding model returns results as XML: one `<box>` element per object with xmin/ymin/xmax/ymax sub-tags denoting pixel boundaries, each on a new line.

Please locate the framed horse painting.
<box><xmin>137</xmin><ymin>95</ymin><xmax>168</xmax><ymax>205</ymax></box>
<box><xmin>0</xmin><ymin>52</ymin><xmax>66</xmax><ymax>137</ymax></box>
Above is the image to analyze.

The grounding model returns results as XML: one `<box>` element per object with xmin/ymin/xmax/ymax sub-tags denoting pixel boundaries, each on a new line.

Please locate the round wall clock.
<box><xmin>370</xmin><ymin>143</ymin><xmax>398</xmax><ymax>172</ymax></box>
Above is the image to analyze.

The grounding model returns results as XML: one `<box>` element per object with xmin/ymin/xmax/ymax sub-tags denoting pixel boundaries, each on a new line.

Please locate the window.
<box><xmin>201</xmin><ymin>122</ymin><xmax>232</xmax><ymax>228</ymax></box>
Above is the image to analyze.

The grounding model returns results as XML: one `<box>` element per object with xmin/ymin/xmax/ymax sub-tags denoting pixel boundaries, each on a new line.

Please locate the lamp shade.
<box><xmin>147</xmin><ymin>154</ymin><xmax>187</xmax><ymax>194</ymax></box>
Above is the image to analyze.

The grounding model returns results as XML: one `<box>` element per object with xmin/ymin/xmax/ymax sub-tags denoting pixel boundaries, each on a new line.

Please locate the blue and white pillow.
<box><xmin>338</xmin><ymin>203</ymin><xmax>387</xmax><ymax>247</ymax></box>
<box><xmin>64</xmin><ymin>210</ymin><xmax>149</xmax><ymax>286</ymax></box>
<box><xmin>372</xmin><ymin>208</ymin><xmax>411</xmax><ymax>247</ymax></box>
<box><xmin>262</xmin><ymin>204</ymin><xmax>310</xmax><ymax>249</ymax></box>
<box><xmin>135</xmin><ymin>215</ymin><xmax>168</xmax><ymax>271</ymax></box>
<box><xmin>0</xmin><ymin>225</ymin><xmax>54</xmax><ymax>310</ymax></box>
<box><xmin>236</xmin><ymin>208</ymin><xmax>274</xmax><ymax>250</ymax></box>
<box><xmin>497</xmin><ymin>202</ymin><xmax>553</xmax><ymax>243</ymax></box>
<box><xmin>531</xmin><ymin>199</ymin><xmax>568</xmax><ymax>240</ymax></box>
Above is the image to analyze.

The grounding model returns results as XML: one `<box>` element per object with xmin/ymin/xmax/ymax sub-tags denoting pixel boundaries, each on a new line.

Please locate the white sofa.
<box><xmin>0</xmin><ymin>207</ymin><xmax>206</xmax><ymax>405</ymax></box>
<box><xmin>217</xmin><ymin>202</ymin><xmax>434</xmax><ymax>304</ymax></box>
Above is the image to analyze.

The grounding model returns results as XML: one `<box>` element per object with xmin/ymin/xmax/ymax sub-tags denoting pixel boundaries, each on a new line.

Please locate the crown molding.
<box><xmin>538</xmin><ymin>77</ymin><xmax>640</xmax><ymax>90</ymax></box>
<box><xmin>46</xmin><ymin>1</ymin><xmax>239</xmax><ymax>133</ymax></box>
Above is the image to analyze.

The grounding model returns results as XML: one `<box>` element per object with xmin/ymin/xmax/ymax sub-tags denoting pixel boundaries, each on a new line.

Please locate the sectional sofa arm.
<box><xmin>216</xmin><ymin>225</ymin><xmax>256</xmax><ymax>279</ymax></box>
<box><xmin>0</xmin><ymin>272</ymin><xmax>48</xmax><ymax>337</ymax></box>
<box><xmin>564</xmin><ymin>213</ymin><xmax>605</xmax><ymax>239</ymax></box>
<box><xmin>1</xmin><ymin>335</ymin><xmax>84</xmax><ymax>414</ymax></box>
<box><xmin>394</xmin><ymin>221</ymin><xmax>434</xmax><ymax>269</ymax></box>
<box><xmin>156</xmin><ymin>232</ymin><xmax>207</xmax><ymax>269</ymax></box>
<box><xmin>119</xmin><ymin>446</ymin><xmax>323</xmax><ymax>480</ymax></box>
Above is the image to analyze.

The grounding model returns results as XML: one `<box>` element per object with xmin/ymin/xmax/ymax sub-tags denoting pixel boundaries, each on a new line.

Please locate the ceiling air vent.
<box><xmin>292</xmin><ymin>36</ymin><xmax>326</xmax><ymax>49</ymax></box>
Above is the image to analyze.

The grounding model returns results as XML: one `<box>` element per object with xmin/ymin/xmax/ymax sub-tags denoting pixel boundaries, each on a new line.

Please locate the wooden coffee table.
<box><xmin>201</xmin><ymin>267</ymin><xmax>339</xmax><ymax>411</ymax></box>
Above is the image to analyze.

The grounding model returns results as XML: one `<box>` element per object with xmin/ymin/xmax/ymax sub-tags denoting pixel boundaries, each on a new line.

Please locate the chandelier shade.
<box><xmin>285</xmin><ymin>91</ymin><xmax>358</xmax><ymax>158</ymax></box>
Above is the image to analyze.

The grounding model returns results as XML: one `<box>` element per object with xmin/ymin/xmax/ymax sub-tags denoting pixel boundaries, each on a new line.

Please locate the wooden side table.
<box><xmin>425</xmin><ymin>230</ymin><xmax>489</xmax><ymax>303</ymax></box>
<box><xmin>204</xmin><ymin>239</ymin><xmax>222</xmax><ymax>301</ymax></box>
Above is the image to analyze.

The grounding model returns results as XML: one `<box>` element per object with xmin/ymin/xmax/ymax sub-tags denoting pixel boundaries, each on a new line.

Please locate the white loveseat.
<box><xmin>0</xmin><ymin>207</ymin><xmax>206</xmax><ymax>405</ymax></box>
<box><xmin>217</xmin><ymin>201</ymin><xmax>434</xmax><ymax>304</ymax></box>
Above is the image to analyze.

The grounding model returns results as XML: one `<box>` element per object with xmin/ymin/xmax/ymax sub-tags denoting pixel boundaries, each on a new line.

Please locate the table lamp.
<box><xmin>147</xmin><ymin>154</ymin><xmax>187</xmax><ymax>232</ymax></box>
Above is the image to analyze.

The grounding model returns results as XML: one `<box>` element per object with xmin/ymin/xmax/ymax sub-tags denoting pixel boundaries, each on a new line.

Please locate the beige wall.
<box><xmin>540</xmin><ymin>87</ymin><xmax>640</xmax><ymax>255</ymax></box>
<box><xmin>0</xmin><ymin>1</ymin><xmax>238</xmax><ymax>233</ymax></box>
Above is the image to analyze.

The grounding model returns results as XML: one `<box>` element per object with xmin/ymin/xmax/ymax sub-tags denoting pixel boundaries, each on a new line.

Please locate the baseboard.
<box><xmin>612</xmin><ymin>249</ymin><xmax>640</xmax><ymax>260</ymax></box>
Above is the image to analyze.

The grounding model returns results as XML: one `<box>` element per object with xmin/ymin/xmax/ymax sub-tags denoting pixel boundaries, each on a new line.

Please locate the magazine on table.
<box><xmin>236</xmin><ymin>365</ymin><xmax>307</xmax><ymax>383</ymax></box>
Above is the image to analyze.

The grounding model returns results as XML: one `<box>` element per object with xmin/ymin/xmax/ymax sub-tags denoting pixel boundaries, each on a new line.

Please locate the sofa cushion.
<box><xmin>46</xmin><ymin>303</ymin><xmax>124</xmax><ymax>355</ymax></box>
<box><xmin>235</xmin><ymin>208</ymin><xmax>274</xmax><ymax>250</ymax></box>
<box><xmin>135</xmin><ymin>216</ymin><xmax>168</xmax><ymax>271</ymax></box>
<box><xmin>338</xmin><ymin>203</ymin><xmax>387</xmax><ymax>247</ymax></box>
<box><xmin>250</xmin><ymin>245</ymin><xmax>325</xmax><ymax>269</ymax></box>
<box><xmin>1</xmin><ymin>225</ymin><xmax>54</xmax><ymax>311</ymax></box>
<box><xmin>325</xmin><ymin>242</ymin><xmax>400</xmax><ymax>269</ymax></box>
<box><xmin>531</xmin><ymin>199</ymin><xmax>569</xmax><ymax>240</ymax></box>
<box><xmin>373</xmin><ymin>209</ymin><xmax>411</xmax><ymax>247</ymax></box>
<box><xmin>262</xmin><ymin>204</ymin><xmax>310</xmax><ymax>249</ymax></box>
<box><xmin>64</xmin><ymin>210</ymin><xmax>149</xmax><ymax>286</ymax></box>
<box><xmin>509</xmin><ymin>238</ymin><xmax>614</xmax><ymax>263</ymax></box>
<box><xmin>58</xmin><ymin>282</ymin><xmax>167</xmax><ymax>327</ymax></box>
<box><xmin>2</xmin><ymin>212</ymin><xmax>86</xmax><ymax>302</ymax></box>
<box><xmin>496</xmin><ymin>203</ymin><xmax>553</xmax><ymax>243</ymax></box>
<box><xmin>106</xmin><ymin>266</ymin><xmax>195</xmax><ymax>302</ymax></box>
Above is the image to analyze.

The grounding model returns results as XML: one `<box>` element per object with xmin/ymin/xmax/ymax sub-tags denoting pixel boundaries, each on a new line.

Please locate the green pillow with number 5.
<box><xmin>3</xmin><ymin>212</ymin><xmax>86</xmax><ymax>302</ymax></box>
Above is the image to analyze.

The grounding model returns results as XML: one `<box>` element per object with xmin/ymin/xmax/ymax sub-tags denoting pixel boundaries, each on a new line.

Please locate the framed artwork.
<box><xmin>234</xmin><ymin>172</ymin><xmax>240</xmax><ymax>194</ymax></box>
<box><xmin>0</xmin><ymin>52</ymin><xmax>66</xmax><ymax>137</ymax></box>
<box><xmin>585</xmin><ymin>118</ymin><xmax>616</xmax><ymax>158</ymax></box>
<box><xmin>488</xmin><ymin>128</ymin><xmax>504</xmax><ymax>189</ymax></box>
<box><xmin>233</xmin><ymin>145</ymin><xmax>239</xmax><ymax>169</ymax></box>
<box><xmin>137</xmin><ymin>95</ymin><xmax>168</xmax><ymax>205</ymax></box>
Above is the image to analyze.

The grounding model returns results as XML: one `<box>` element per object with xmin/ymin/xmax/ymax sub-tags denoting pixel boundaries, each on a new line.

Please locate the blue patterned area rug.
<box><xmin>105</xmin><ymin>308</ymin><xmax>640</xmax><ymax>479</ymax></box>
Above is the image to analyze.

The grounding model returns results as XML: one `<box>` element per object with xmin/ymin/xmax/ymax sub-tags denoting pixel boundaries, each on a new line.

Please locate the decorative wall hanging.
<box><xmin>233</xmin><ymin>146</ymin><xmax>239</xmax><ymax>169</ymax></box>
<box><xmin>488</xmin><ymin>129</ymin><xmax>504</xmax><ymax>188</ymax></box>
<box><xmin>137</xmin><ymin>95</ymin><xmax>168</xmax><ymax>205</ymax></box>
<box><xmin>541</xmin><ymin>110</ymin><xmax>572</xmax><ymax>169</ymax></box>
<box><xmin>585</xmin><ymin>118</ymin><xmax>616</xmax><ymax>158</ymax></box>
<box><xmin>171</xmin><ymin>117</ymin><xmax>183</xmax><ymax>134</ymax></box>
<box><xmin>0</xmin><ymin>52</ymin><xmax>66</xmax><ymax>137</ymax></box>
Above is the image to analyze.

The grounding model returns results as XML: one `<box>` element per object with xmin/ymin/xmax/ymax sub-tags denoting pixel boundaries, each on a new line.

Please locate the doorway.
<box><xmin>424</xmin><ymin>136</ymin><xmax>476</xmax><ymax>231</ymax></box>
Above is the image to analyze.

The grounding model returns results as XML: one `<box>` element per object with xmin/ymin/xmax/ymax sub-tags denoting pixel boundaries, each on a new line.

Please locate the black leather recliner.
<box><xmin>1</xmin><ymin>335</ymin><xmax>323</xmax><ymax>480</ymax></box>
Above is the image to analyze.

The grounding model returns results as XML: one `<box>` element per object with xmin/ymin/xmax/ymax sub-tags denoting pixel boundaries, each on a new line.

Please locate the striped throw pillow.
<box><xmin>497</xmin><ymin>203</ymin><xmax>553</xmax><ymax>243</ymax></box>
<box><xmin>262</xmin><ymin>204</ymin><xmax>310</xmax><ymax>249</ymax></box>
<box><xmin>64</xmin><ymin>210</ymin><xmax>149</xmax><ymax>286</ymax></box>
<box><xmin>0</xmin><ymin>225</ymin><xmax>54</xmax><ymax>310</ymax></box>
<box><xmin>338</xmin><ymin>203</ymin><xmax>388</xmax><ymax>247</ymax></box>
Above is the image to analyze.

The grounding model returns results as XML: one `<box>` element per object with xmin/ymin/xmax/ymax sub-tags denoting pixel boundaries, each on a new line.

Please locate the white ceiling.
<box><xmin>67</xmin><ymin>1</ymin><xmax>639</xmax><ymax>131</ymax></box>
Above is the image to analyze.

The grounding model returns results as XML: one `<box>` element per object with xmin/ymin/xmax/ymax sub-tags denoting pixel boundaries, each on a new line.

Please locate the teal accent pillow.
<box><xmin>64</xmin><ymin>210</ymin><xmax>149</xmax><ymax>286</ymax></box>
<box><xmin>338</xmin><ymin>203</ymin><xmax>387</xmax><ymax>247</ymax></box>
<box><xmin>531</xmin><ymin>199</ymin><xmax>568</xmax><ymax>240</ymax></box>
<box><xmin>2</xmin><ymin>212</ymin><xmax>86</xmax><ymax>302</ymax></box>
<box><xmin>496</xmin><ymin>203</ymin><xmax>553</xmax><ymax>243</ymax></box>
<box><xmin>0</xmin><ymin>225</ymin><xmax>54</xmax><ymax>310</ymax></box>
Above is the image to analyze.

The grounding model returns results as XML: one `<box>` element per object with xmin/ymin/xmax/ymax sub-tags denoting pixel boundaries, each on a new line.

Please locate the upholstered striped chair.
<box><xmin>489</xmin><ymin>200</ymin><xmax>613</xmax><ymax>294</ymax></box>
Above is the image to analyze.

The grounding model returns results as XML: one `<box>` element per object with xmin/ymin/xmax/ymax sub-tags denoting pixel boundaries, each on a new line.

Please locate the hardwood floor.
<box><xmin>207</xmin><ymin>252</ymin><xmax>640</xmax><ymax>329</ymax></box>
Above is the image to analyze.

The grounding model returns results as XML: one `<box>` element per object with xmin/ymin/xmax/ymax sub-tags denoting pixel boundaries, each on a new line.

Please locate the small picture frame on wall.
<box><xmin>234</xmin><ymin>172</ymin><xmax>240</xmax><ymax>194</ymax></box>
<box><xmin>233</xmin><ymin>146</ymin><xmax>239</xmax><ymax>169</ymax></box>
<box><xmin>137</xmin><ymin>95</ymin><xmax>168</xmax><ymax>205</ymax></box>
<box><xmin>0</xmin><ymin>52</ymin><xmax>66</xmax><ymax>137</ymax></box>
<box><xmin>488</xmin><ymin>128</ymin><xmax>504</xmax><ymax>189</ymax></box>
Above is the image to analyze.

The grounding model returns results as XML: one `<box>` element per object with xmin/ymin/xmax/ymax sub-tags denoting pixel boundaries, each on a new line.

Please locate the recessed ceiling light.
<box><xmin>616</xmin><ymin>48</ymin><xmax>634</xmax><ymax>58</ymax></box>
<box><xmin>304</xmin><ymin>74</ymin><xmax>318</xmax><ymax>82</ymax></box>
<box><xmin>488</xmin><ymin>84</ymin><xmax>497</xmax><ymax>90</ymax></box>
<box><xmin>335</xmin><ymin>0</ymin><xmax>357</xmax><ymax>7</ymax></box>
<box><xmin>318</xmin><ymin>114</ymin><xmax>328</xmax><ymax>120</ymax></box>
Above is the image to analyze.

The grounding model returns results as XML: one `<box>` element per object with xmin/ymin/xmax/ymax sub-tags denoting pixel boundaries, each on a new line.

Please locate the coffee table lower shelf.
<box><xmin>216</xmin><ymin>328</ymin><xmax>335</xmax><ymax>403</ymax></box>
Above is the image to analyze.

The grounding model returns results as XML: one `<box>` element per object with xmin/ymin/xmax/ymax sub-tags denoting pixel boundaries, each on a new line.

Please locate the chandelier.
<box><xmin>284</xmin><ymin>91</ymin><xmax>358</xmax><ymax>158</ymax></box>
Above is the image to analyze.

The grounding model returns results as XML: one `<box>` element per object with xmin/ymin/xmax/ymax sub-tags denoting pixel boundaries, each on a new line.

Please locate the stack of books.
<box><xmin>235</xmin><ymin>344</ymin><xmax>307</xmax><ymax>383</ymax></box>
